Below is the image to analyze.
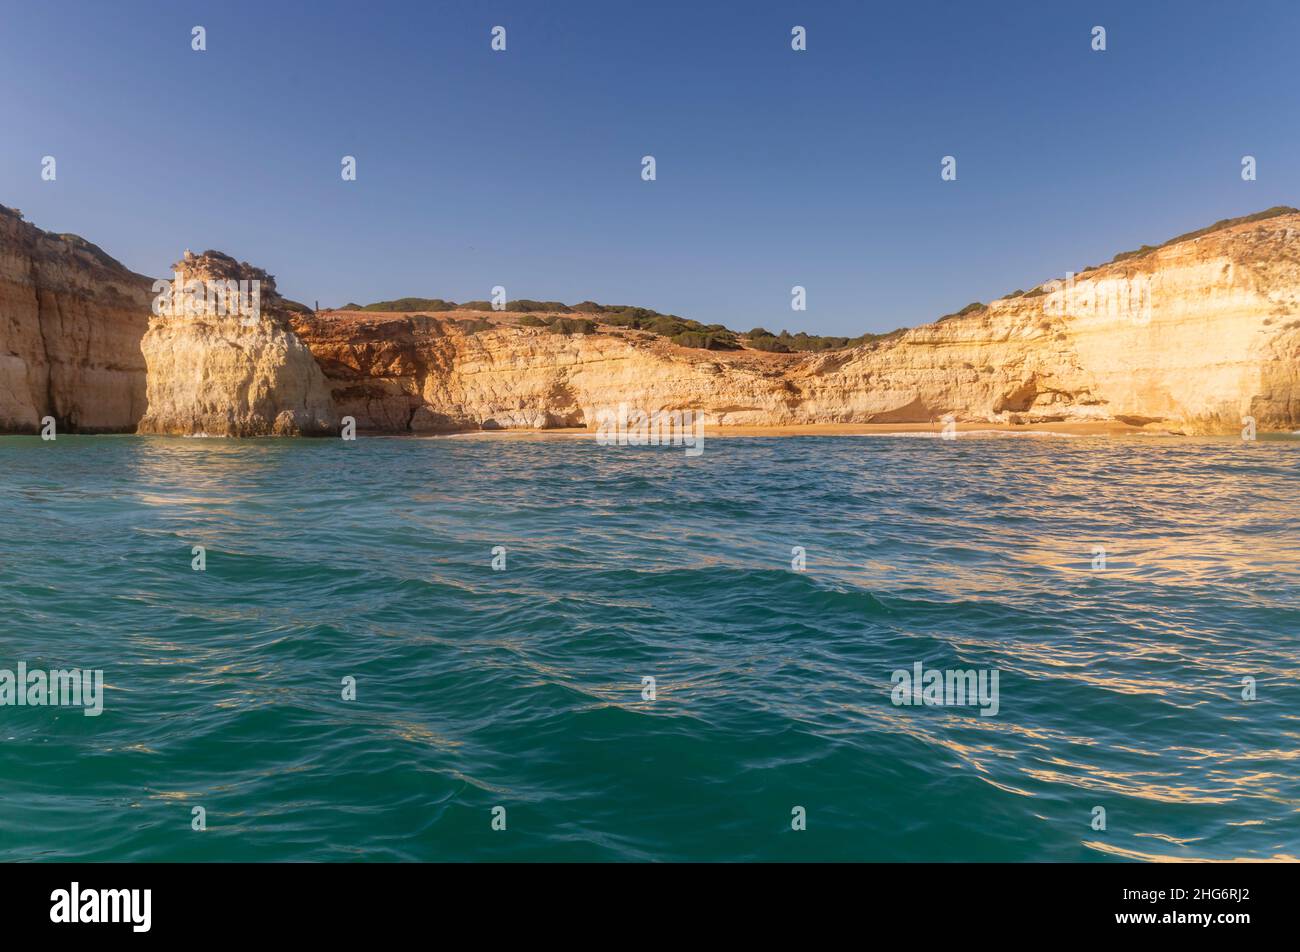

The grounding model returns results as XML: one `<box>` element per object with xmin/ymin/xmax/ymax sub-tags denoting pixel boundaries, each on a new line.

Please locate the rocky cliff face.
<box><xmin>0</xmin><ymin>205</ymin><xmax>152</xmax><ymax>433</ymax></box>
<box><xmin>2</xmin><ymin>204</ymin><xmax>1298</xmax><ymax>436</ymax></box>
<box><xmin>136</xmin><ymin>252</ymin><xmax>336</xmax><ymax>437</ymax></box>
<box><xmin>291</xmin><ymin>210</ymin><xmax>1300</xmax><ymax>435</ymax></box>
<box><xmin>798</xmin><ymin>214</ymin><xmax>1300</xmax><ymax>433</ymax></box>
<box><xmin>289</xmin><ymin>309</ymin><xmax>804</xmax><ymax>432</ymax></box>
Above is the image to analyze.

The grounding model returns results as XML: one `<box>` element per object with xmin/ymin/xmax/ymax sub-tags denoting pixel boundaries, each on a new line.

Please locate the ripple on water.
<box><xmin>0</xmin><ymin>433</ymin><xmax>1296</xmax><ymax>861</ymax></box>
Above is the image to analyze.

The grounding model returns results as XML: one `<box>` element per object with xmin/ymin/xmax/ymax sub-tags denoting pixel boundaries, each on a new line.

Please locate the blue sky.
<box><xmin>2</xmin><ymin>0</ymin><xmax>1297</xmax><ymax>334</ymax></box>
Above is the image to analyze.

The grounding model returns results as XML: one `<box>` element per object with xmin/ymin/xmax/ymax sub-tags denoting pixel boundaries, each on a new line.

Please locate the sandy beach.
<box><xmin>440</xmin><ymin>419</ymin><xmax>1157</xmax><ymax>440</ymax></box>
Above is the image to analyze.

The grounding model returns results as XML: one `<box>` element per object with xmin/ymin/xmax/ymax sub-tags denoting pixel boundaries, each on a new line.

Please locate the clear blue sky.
<box><xmin>2</xmin><ymin>0</ymin><xmax>1297</xmax><ymax>335</ymax></box>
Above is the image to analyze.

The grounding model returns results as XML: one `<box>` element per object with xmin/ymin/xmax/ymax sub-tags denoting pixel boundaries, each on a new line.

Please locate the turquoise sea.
<box><xmin>0</xmin><ymin>433</ymin><xmax>1297</xmax><ymax>862</ymax></box>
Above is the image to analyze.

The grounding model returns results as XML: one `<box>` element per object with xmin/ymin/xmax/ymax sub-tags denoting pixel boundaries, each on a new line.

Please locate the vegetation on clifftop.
<box><xmin>1091</xmin><ymin>206</ymin><xmax>1299</xmax><ymax>272</ymax></box>
<box><xmin>335</xmin><ymin>207</ymin><xmax>1299</xmax><ymax>353</ymax></box>
<box><xmin>335</xmin><ymin>295</ymin><xmax>905</xmax><ymax>354</ymax></box>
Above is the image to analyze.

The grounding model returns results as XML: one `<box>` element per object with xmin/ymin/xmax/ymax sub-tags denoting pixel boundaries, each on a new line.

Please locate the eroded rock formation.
<box><xmin>136</xmin><ymin>252</ymin><xmax>336</xmax><ymax>437</ymax></box>
<box><xmin>0</xmin><ymin>205</ymin><xmax>152</xmax><ymax>432</ymax></box>
<box><xmin>291</xmin><ymin>210</ymin><xmax>1300</xmax><ymax>435</ymax></box>
<box><xmin>1</xmin><ymin>203</ymin><xmax>1298</xmax><ymax>437</ymax></box>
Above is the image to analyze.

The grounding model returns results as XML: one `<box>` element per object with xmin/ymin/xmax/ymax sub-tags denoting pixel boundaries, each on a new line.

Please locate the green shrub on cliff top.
<box><xmin>336</xmin><ymin>294</ymin><xmax>913</xmax><ymax>354</ymax></box>
<box><xmin>936</xmin><ymin>302</ymin><xmax>987</xmax><ymax>323</ymax></box>
<box><xmin>354</xmin><ymin>297</ymin><xmax>458</xmax><ymax>312</ymax></box>
<box><xmin>549</xmin><ymin>317</ymin><xmax>597</xmax><ymax>335</ymax></box>
<box><xmin>508</xmin><ymin>299</ymin><xmax>571</xmax><ymax>313</ymax></box>
<box><xmin>747</xmin><ymin>334</ymin><xmax>791</xmax><ymax>353</ymax></box>
<box><xmin>671</xmin><ymin>330</ymin><xmax>740</xmax><ymax>351</ymax></box>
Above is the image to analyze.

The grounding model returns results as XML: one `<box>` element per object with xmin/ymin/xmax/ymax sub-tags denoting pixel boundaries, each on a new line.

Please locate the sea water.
<box><xmin>0</xmin><ymin>432</ymin><xmax>1296</xmax><ymax>861</ymax></box>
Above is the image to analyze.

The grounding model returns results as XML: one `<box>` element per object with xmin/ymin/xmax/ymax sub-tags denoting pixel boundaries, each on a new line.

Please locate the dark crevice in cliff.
<box><xmin>407</xmin><ymin>335</ymin><xmax>431</xmax><ymax>432</ymax></box>
<box><xmin>26</xmin><ymin>251</ymin><xmax>63</xmax><ymax>432</ymax></box>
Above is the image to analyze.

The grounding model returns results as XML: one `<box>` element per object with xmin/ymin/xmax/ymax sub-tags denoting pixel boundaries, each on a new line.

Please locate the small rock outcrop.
<box><xmin>136</xmin><ymin>252</ymin><xmax>336</xmax><ymax>436</ymax></box>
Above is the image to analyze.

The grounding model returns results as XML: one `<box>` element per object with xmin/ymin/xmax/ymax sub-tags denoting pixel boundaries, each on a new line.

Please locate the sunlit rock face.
<box><xmin>289</xmin><ymin>308</ymin><xmax>795</xmax><ymax>433</ymax></box>
<box><xmin>3</xmin><ymin>205</ymin><xmax>1299</xmax><ymax>437</ymax></box>
<box><xmin>137</xmin><ymin>252</ymin><xmax>336</xmax><ymax>437</ymax></box>
<box><xmin>293</xmin><ymin>210</ymin><xmax>1300</xmax><ymax>435</ymax></box>
<box><xmin>790</xmin><ymin>212</ymin><xmax>1300</xmax><ymax>434</ymax></box>
<box><xmin>0</xmin><ymin>205</ymin><xmax>152</xmax><ymax>433</ymax></box>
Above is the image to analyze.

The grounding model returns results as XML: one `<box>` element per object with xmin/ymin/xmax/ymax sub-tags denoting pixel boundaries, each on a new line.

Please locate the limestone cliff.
<box><xmin>795</xmin><ymin>212</ymin><xmax>1300</xmax><ymax>433</ymax></box>
<box><xmin>291</xmin><ymin>209</ymin><xmax>1300</xmax><ymax>435</ymax></box>
<box><xmin>290</xmin><ymin>310</ymin><xmax>803</xmax><ymax>432</ymax></box>
<box><xmin>0</xmin><ymin>205</ymin><xmax>152</xmax><ymax>432</ymax></box>
<box><xmin>2</xmin><ymin>204</ymin><xmax>1298</xmax><ymax>437</ymax></box>
<box><xmin>136</xmin><ymin>252</ymin><xmax>336</xmax><ymax>437</ymax></box>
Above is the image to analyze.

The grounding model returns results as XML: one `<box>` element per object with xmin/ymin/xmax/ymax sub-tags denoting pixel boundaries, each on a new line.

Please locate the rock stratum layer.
<box><xmin>0</xmin><ymin>205</ymin><xmax>152</xmax><ymax>432</ymax></box>
<box><xmin>2</xmin><ymin>203</ymin><xmax>1298</xmax><ymax>436</ymax></box>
